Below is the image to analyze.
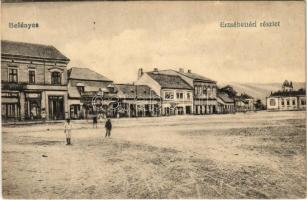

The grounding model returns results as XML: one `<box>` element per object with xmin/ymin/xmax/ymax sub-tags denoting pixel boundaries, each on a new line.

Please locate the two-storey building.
<box><xmin>136</xmin><ymin>68</ymin><xmax>193</xmax><ymax>115</ymax></box>
<box><xmin>1</xmin><ymin>40</ymin><xmax>70</xmax><ymax>121</ymax></box>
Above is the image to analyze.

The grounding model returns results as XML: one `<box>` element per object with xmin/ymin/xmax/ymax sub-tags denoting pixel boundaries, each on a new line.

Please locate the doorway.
<box><xmin>48</xmin><ymin>96</ymin><xmax>64</xmax><ymax>120</ymax></box>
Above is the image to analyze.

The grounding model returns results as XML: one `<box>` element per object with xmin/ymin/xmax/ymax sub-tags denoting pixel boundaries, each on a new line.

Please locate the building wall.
<box><xmin>1</xmin><ymin>56</ymin><xmax>69</xmax><ymax>121</ymax></box>
<box><xmin>267</xmin><ymin>96</ymin><xmax>305</xmax><ymax>111</ymax></box>
<box><xmin>298</xmin><ymin>96</ymin><xmax>306</xmax><ymax>110</ymax></box>
<box><xmin>1</xmin><ymin>60</ymin><xmax>67</xmax><ymax>85</ymax></box>
<box><xmin>135</xmin><ymin>73</ymin><xmax>162</xmax><ymax>96</ymax></box>
<box><xmin>161</xmin><ymin>89</ymin><xmax>193</xmax><ymax>115</ymax></box>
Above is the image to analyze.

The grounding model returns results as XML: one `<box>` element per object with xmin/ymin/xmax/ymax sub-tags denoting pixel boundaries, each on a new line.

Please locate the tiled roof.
<box><xmin>1</xmin><ymin>40</ymin><xmax>69</xmax><ymax>61</ymax></box>
<box><xmin>147</xmin><ymin>72</ymin><xmax>193</xmax><ymax>90</ymax></box>
<box><xmin>217</xmin><ymin>92</ymin><xmax>234</xmax><ymax>103</ymax></box>
<box><xmin>114</xmin><ymin>84</ymin><xmax>160</xmax><ymax>99</ymax></box>
<box><xmin>177</xmin><ymin>71</ymin><xmax>216</xmax><ymax>83</ymax></box>
<box><xmin>68</xmin><ymin>67</ymin><xmax>112</xmax><ymax>82</ymax></box>
<box><xmin>270</xmin><ymin>89</ymin><xmax>306</xmax><ymax>97</ymax></box>
<box><xmin>152</xmin><ymin>69</ymin><xmax>216</xmax><ymax>83</ymax></box>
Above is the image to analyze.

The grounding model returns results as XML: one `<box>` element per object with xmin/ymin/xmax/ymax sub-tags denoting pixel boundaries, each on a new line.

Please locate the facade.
<box><xmin>216</xmin><ymin>92</ymin><xmax>235</xmax><ymax>114</ymax></box>
<box><xmin>1</xmin><ymin>40</ymin><xmax>70</xmax><ymax>121</ymax></box>
<box><xmin>113</xmin><ymin>84</ymin><xmax>161</xmax><ymax>117</ymax></box>
<box><xmin>138</xmin><ymin>68</ymin><xmax>218</xmax><ymax>115</ymax></box>
<box><xmin>67</xmin><ymin>67</ymin><xmax>113</xmax><ymax>119</ymax></box>
<box><xmin>136</xmin><ymin>69</ymin><xmax>193</xmax><ymax>115</ymax></box>
<box><xmin>234</xmin><ymin>93</ymin><xmax>255</xmax><ymax>112</ymax></box>
<box><xmin>266</xmin><ymin>80</ymin><xmax>306</xmax><ymax>111</ymax></box>
<box><xmin>219</xmin><ymin>85</ymin><xmax>254</xmax><ymax>112</ymax></box>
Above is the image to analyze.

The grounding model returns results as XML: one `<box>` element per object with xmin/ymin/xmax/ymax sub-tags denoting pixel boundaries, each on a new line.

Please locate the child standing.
<box><xmin>64</xmin><ymin>119</ymin><xmax>72</xmax><ymax>145</ymax></box>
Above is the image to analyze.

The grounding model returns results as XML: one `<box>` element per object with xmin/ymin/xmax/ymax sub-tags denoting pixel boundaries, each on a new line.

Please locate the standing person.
<box><xmin>105</xmin><ymin>118</ymin><xmax>112</xmax><ymax>137</ymax></box>
<box><xmin>64</xmin><ymin>119</ymin><xmax>72</xmax><ymax>145</ymax></box>
<box><xmin>93</xmin><ymin>114</ymin><xmax>98</xmax><ymax>128</ymax></box>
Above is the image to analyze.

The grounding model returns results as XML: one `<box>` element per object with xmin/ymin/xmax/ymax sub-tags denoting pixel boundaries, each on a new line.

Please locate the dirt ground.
<box><xmin>2</xmin><ymin>111</ymin><xmax>306</xmax><ymax>199</ymax></box>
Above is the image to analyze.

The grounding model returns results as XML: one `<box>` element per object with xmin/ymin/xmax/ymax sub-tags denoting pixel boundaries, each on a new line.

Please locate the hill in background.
<box><xmin>218</xmin><ymin>82</ymin><xmax>306</xmax><ymax>104</ymax></box>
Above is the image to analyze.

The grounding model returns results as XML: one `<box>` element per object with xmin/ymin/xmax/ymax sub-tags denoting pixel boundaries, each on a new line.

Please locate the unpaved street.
<box><xmin>2</xmin><ymin>111</ymin><xmax>306</xmax><ymax>198</ymax></box>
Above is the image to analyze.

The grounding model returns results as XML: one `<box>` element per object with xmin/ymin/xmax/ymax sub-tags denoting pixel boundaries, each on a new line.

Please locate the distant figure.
<box><xmin>105</xmin><ymin>118</ymin><xmax>112</xmax><ymax>137</ymax></box>
<box><xmin>64</xmin><ymin>119</ymin><xmax>72</xmax><ymax>145</ymax></box>
<box><xmin>93</xmin><ymin>115</ymin><xmax>98</xmax><ymax>128</ymax></box>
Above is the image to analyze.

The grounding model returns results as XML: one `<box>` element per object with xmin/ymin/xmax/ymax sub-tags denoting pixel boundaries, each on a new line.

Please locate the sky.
<box><xmin>1</xmin><ymin>1</ymin><xmax>305</xmax><ymax>84</ymax></box>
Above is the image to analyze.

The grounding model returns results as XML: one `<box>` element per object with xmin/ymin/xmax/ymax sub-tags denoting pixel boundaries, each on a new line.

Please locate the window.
<box><xmin>301</xmin><ymin>99</ymin><xmax>306</xmax><ymax>105</ymax></box>
<box><xmin>8</xmin><ymin>68</ymin><xmax>18</xmax><ymax>83</ymax></box>
<box><xmin>77</xmin><ymin>86</ymin><xmax>85</xmax><ymax>93</ymax></box>
<box><xmin>51</xmin><ymin>72</ymin><xmax>61</xmax><ymax>85</ymax></box>
<box><xmin>286</xmin><ymin>100</ymin><xmax>290</xmax><ymax>106</ymax></box>
<box><xmin>292</xmin><ymin>100</ymin><xmax>296</xmax><ymax>105</ymax></box>
<box><xmin>164</xmin><ymin>91</ymin><xmax>174</xmax><ymax>100</ymax></box>
<box><xmin>270</xmin><ymin>99</ymin><xmax>276</xmax><ymax>106</ymax></box>
<box><xmin>203</xmin><ymin>87</ymin><xmax>207</xmax><ymax>96</ymax></box>
<box><xmin>29</xmin><ymin>70</ymin><xmax>35</xmax><ymax>84</ymax></box>
<box><xmin>187</xmin><ymin>93</ymin><xmax>191</xmax><ymax>100</ymax></box>
<box><xmin>176</xmin><ymin>92</ymin><xmax>183</xmax><ymax>99</ymax></box>
<box><xmin>281</xmin><ymin>99</ymin><xmax>284</xmax><ymax>106</ymax></box>
<box><xmin>195</xmin><ymin>86</ymin><xmax>201</xmax><ymax>95</ymax></box>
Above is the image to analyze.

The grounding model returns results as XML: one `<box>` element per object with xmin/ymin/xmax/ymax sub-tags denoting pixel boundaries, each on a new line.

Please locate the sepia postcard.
<box><xmin>1</xmin><ymin>1</ymin><xmax>306</xmax><ymax>199</ymax></box>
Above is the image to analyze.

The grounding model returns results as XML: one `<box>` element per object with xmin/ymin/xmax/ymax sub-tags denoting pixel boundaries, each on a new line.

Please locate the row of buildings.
<box><xmin>2</xmin><ymin>40</ymin><xmax>301</xmax><ymax>121</ymax></box>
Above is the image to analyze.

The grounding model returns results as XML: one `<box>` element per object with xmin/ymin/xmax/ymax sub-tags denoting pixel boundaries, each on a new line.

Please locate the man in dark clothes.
<box><xmin>93</xmin><ymin>114</ymin><xmax>98</xmax><ymax>128</ymax></box>
<box><xmin>105</xmin><ymin>118</ymin><xmax>112</xmax><ymax>137</ymax></box>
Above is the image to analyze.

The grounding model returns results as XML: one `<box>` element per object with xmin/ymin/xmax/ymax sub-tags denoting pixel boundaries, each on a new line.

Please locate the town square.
<box><xmin>2</xmin><ymin>111</ymin><xmax>306</xmax><ymax>198</ymax></box>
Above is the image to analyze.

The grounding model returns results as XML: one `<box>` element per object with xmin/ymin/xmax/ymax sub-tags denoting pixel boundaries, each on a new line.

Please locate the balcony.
<box><xmin>1</xmin><ymin>82</ymin><xmax>27</xmax><ymax>91</ymax></box>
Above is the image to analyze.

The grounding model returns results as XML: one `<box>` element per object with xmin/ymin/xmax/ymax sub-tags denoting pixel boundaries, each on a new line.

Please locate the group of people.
<box><xmin>64</xmin><ymin>118</ymin><xmax>112</xmax><ymax>145</ymax></box>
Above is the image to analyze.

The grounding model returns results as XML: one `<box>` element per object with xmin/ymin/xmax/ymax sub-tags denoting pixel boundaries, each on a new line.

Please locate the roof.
<box><xmin>240</xmin><ymin>93</ymin><xmax>253</xmax><ymax>99</ymax></box>
<box><xmin>177</xmin><ymin>71</ymin><xmax>216</xmax><ymax>83</ymax></box>
<box><xmin>114</xmin><ymin>84</ymin><xmax>160</xmax><ymax>99</ymax></box>
<box><xmin>68</xmin><ymin>87</ymin><xmax>81</xmax><ymax>98</ymax></box>
<box><xmin>68</xmin><ymin>67</ymin><xmax>112</xmax><ymax>82</ymax></box>
<box><xmin>217</xmin><ymin>93</ymin><xmax>234</xmax><ymax>103</ymax></box>
<box><xmin>270</xmin><ymin>89</ymin><xmax>306</xmax><ymax>97</ymax></box>
<box><xmin>1</xmin><ymin>40</ymin><xmax>69</xmax><ymax>61</ymax></box>
<box><xmin>147</xmin><ymin>72</ymin><xmax>193</xmax><ymax>90</ymax></box>
<box><xmin>153</xmin><ymin>69</ymin><xmax>216</xmax><ymax>83</ymax></box>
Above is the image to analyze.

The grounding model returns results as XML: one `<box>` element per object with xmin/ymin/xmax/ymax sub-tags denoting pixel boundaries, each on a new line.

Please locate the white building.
<box><xmin>136</xmin><ymin>68</ymin><xmax>193</xmax><ymax>115</ymax></box>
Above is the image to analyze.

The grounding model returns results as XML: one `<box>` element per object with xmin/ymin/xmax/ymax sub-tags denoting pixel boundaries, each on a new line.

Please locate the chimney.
<box><xmin>179</xmin><ymin>68</ymin><xmax>184</xmax><ymax>73</ymax></box>
<box><xmin>137</xmin><ymin>68</ymin><xmax>143</xmax><ymax>80</ymax></box>
<box><xmin>187</xmin><ymin>69</ymin><xmax>192</xmax><ymax>73</ymax></box>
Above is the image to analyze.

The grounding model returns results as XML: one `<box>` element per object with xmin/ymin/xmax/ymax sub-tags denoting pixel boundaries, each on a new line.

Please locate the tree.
<box><xmin>219</xmin><ymin>85</ymin><xmax>237</xmax><ymax>98</ymax></box>
<box><xmin>255</xmin><ymin>99</ymin><xmax>265</xmax><ymax>110</ymax></box>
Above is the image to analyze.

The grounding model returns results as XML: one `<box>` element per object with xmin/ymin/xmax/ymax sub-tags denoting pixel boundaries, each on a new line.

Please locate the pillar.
<box><xmin>20</xmin><ymin>92</ymin><xmax>25</xmax><ymax>120</ymax></box>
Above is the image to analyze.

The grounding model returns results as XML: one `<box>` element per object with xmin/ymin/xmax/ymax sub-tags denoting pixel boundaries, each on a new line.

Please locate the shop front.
<box><xmin>25</xmin><ymin>92</ymin><xmax>42</xmax><ymax>120</ymax></box>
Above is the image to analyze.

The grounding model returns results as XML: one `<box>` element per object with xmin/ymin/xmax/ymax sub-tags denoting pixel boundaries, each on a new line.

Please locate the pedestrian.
<box><xmin>93</xmin><ymin>114</ymin><xmax>98</xmax><ymax>128</ymax></box>
<box><xmin>105</xmin><ymin>118</ymin><xmax>112</xmax><ymax>137</ymax></box>
<box><xmin>64</xmin><ymin>119</ymin><xmax>72</xmax><ymax>145</ymax></box>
